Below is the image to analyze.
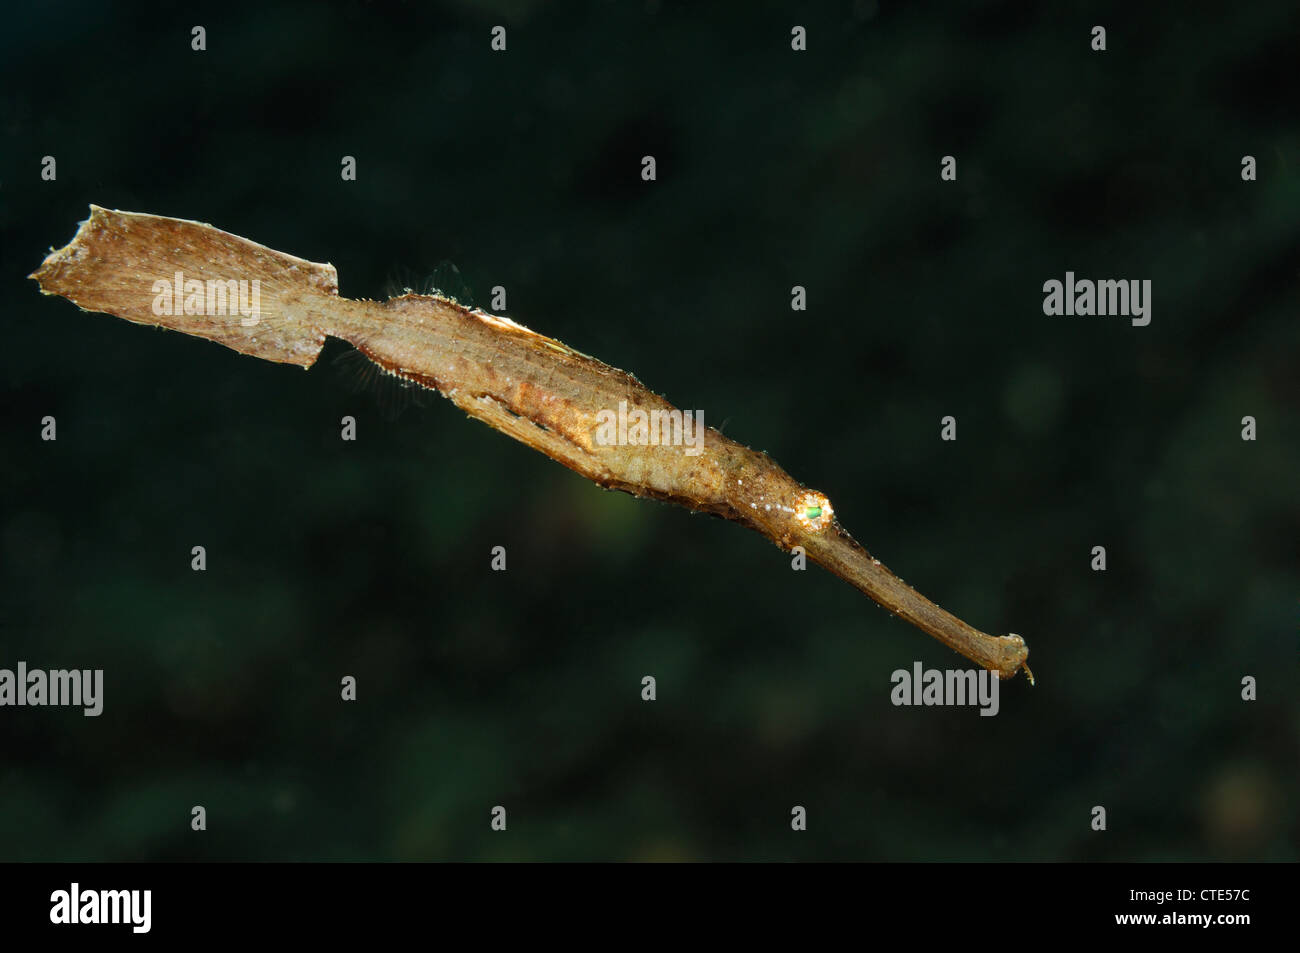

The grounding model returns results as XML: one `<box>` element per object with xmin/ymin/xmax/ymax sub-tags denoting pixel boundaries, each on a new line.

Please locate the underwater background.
<box><xmin>1</xmin><ymin>0</ymin><xmax>1295</xmax><ymax>860</ymax></box>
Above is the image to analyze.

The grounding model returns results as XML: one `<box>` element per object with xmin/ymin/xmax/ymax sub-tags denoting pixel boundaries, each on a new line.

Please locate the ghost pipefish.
<box><xmin>30</xmin><ymin>206</ymin><xmax>1032</xmax><ymax>682</ymax></box>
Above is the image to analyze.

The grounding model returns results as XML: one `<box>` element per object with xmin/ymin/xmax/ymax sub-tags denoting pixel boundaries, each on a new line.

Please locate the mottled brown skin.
<box><xmin>31</xmin><ymin>206</ymin><xmax>1030</xmax><ymax>680</ymax></box>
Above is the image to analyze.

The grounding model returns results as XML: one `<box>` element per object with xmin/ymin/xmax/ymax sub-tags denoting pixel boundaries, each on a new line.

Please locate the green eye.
<box><xmin>793</xmin><ymin>490</ymin><xmax>833</xmax><ymax>531</ymax></box>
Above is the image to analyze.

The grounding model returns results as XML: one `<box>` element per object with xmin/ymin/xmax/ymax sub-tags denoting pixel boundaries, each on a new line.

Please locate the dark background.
<box><xmin>1</xmin><ymin>1</ymin><xmax>1295</xmax><ymax>861</ymax></box>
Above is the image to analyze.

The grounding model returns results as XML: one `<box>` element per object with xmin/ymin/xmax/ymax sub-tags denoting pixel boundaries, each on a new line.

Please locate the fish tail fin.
<box><xmin>30</xmin><ymin>205</ymin><xmax>336</xmax><ymax>368</ymax></box>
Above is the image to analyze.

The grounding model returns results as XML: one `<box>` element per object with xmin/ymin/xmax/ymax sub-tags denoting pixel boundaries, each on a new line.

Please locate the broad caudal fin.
<box><xmin>30</xmin><ymin>205</ymin><xmax>337</xmax><ymax>368</ymax></box>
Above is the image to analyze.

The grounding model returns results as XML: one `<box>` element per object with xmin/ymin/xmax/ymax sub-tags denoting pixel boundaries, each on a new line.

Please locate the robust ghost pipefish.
<box><xmin>31</xmin><ymin>206</ymin><xmax>1032</xmax><ymax>682</ymax></box>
